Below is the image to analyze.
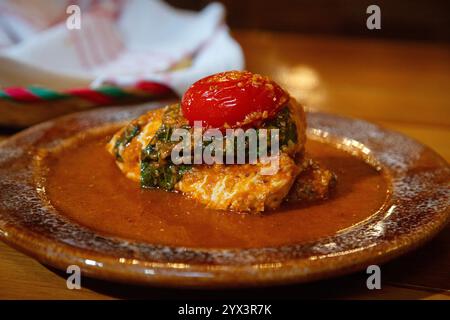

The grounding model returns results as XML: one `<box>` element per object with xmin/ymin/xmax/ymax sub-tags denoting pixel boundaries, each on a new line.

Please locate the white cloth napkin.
<box><xmin>0</xmin><ymin>0</ymin><xmax>244</xmax><ymax>95</ymax></box>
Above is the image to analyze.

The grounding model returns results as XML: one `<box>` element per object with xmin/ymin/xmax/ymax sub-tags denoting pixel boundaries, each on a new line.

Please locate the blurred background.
<box><xmin>168</xmin><ymin>0</ymin><xmax>450</xmax><ymax>42</ymax></box>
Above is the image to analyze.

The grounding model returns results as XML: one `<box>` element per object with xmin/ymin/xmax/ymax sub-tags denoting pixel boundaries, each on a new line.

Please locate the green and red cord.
<box><xmin>0</xmin><ymin>81</ymin><xmax>175</xmax><ymax>105</ymax></box>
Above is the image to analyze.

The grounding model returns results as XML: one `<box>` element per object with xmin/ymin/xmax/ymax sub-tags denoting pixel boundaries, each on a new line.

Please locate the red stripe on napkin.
<box><xmin>67</xmin><ymin>88</ymin><xmax>113</xmax><ymax>105</ymax></box>
<box><xmin>135</xmin><ymin>81</ymin><xmax>174</xmax><ymax>96</ymax></box>
<box><xmin>3</xmin><ymin>87</ymin><xmax>41</xmax><ymax>102</ymax></box>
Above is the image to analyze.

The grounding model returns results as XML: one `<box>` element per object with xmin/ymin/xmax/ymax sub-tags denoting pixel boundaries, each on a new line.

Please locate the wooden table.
<box><xmin>0</xmin><ymin>31</ymin><xmax>449</xmax><ymax>299</ymax></box>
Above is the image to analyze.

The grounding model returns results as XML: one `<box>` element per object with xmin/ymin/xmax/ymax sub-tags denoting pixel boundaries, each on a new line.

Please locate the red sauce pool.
<box><xmin>41</xmin><ymin>130</ymin><xmax>389</xmax><ymax>249</ymax></box>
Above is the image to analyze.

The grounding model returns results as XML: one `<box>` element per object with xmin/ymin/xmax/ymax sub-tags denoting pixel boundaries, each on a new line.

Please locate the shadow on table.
<box><xmin>45</xmin><ymin>227</ymin><xmax>449</xmax><ymax>299</ymax></box>
<box><xmin>47</xmin><ymin>266</ymin><xmax>370</xmax><ymax>299</ymax></box>
<box><xmin>0</xmin><ymin>126</ymin><xmax>21</xmax><ymax>136</ymax></box>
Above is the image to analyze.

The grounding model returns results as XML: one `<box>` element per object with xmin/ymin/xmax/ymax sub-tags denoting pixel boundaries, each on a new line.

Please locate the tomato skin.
<box><xmin>181</xmin><ymin>71</ymin><xmax>289</xmax><ymax>129</ymax></box>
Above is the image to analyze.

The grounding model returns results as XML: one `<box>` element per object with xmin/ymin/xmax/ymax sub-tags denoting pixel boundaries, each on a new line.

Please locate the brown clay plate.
<box><xmin>0</xmin><ymin>102</ymin><xmax>448</xmax><ymax>288</ymax></box>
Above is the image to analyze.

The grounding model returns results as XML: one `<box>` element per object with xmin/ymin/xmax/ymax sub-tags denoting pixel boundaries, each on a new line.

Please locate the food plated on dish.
<box><xmin>107</xmin><ymin>71</ymin><xmax>336</xmax><ymax>212</ymax></box>
<box><xmin>0</xmin><ymin>71</ymin><xmax>448</xmax><ymax>287</ymax></box>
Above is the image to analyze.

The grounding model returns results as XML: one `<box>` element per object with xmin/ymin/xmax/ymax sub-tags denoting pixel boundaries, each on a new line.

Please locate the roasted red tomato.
<box><xmin>181</xmin><ymin>70</ymin><xmax>289</xmax><ymax>129</ymax></box>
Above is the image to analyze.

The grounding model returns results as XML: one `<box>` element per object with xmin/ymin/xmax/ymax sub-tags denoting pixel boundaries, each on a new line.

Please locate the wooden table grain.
<box><xmin>0</xmin><ymin>31</ymin><xmax>449</xmax><ymax>299</ymax></box>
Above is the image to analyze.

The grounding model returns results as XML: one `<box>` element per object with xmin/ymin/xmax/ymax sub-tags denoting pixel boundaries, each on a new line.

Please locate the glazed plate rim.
<box><xmin>0</xmin><ymin>102</ymin><xmax>448</xmax><ymax>288</ymax></box>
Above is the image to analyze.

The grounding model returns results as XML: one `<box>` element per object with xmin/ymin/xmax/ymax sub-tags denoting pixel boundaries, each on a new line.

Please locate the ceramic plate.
<box><xmin>0</xmin><ymin>102</ymin><xmax>448</xmax><ymax>287</ymax></box>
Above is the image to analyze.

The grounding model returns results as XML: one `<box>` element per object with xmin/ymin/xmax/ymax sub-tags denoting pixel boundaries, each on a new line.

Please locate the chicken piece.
<box><xmin>107</xmin><ymin>99</ymin><xmax>335</xmax><ymax>212</ymax></box>
<box><xmin>107</xmin><ymin>104</ymin><xmax>304</xmax><ymax>212</ymax></box>
<box><xmin>286</xmin><ymin>158</ymin><xmax>337</xmax><ymax>203</ymax></box>
<box><xmin>177</xmin><ymin>153</ymin><xmax>301</xmax><ymax>212</ymax></box>
<box><xmin>107</xmin><ymin>108</ymin><xmax>164</xmax><ymax>181</ymax></box>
